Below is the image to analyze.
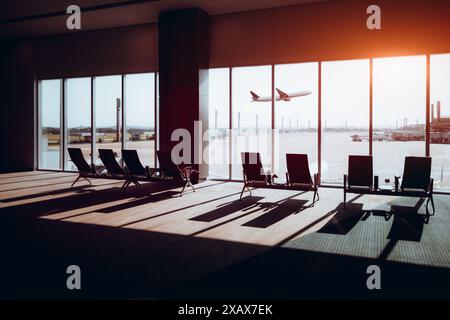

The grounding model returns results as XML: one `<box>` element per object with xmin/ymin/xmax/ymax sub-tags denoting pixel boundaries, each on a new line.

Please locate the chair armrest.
<box><xmin>145</xmin><ymin>166</ymin><xmax>161</xmax><ymax>178</ymax></box>
<box><xmin>343</xmin><ymin>174</ymin><xmax>347</xmax><ymax>189</ymax></box>
<box><xmin>429</xmin><ymin>178</ymin><xmax>434</xmax><ymax>193</ymax></box>
<box><xmin>180</xmin><ymin>166</ymin><xmax>199</xmax><ymax>179</ymax></box>
<box><xmin>243</xmin><ymin>171</ymin><xmax>248</xmax><ymax>184</ymax></box>
<box><xmin>374</xmin><ymin>175</ymin><xmax>379</xmax><ymax>190</ymax></box>
<box><xmin>91</xmin><ymin>163</ymin><xmax>104</xmax><ymax>174</ymax></box>
<box><xmin>314</xmin><ymin>173</ymin><xmax>319</xmax><ymax>187</ymax></box>
<box><xmin>395</xmin><ymin>176</ymin><xmax>400</xmax><ymax>192</ymax></box>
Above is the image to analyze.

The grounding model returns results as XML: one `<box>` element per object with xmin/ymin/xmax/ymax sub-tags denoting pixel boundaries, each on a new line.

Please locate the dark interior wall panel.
<box><xmin>122</xmin><ymin>25</ymin><xmax>158</xmax><ymax>74</ymax></box>
<box><xmin>210</xmin><ymin>0</ymin><xmax>450</xmax><ymax>67</ymax></box>
<box><xmin>0</xmin><ymin>43</ymin><xmax>5</xmax><ymax>171</ymax></box>
<box><xmin>0</xmin><ymin>39</ymin><xmax>36</xmax><ymax>172</ymax></box>
<box><xmin>209</xmin><ymin>9</ymin><xmax>273</xmax><ymax>67</ymax></box>
<box><xmin>38</xmin><ymin>23</ymin><xmax>157</xmax><ymax>79</ymax></box>
<box><xmin>158</xmin><ymin>8</ymin><xmax>209</xmax><ymax>175</ymax></box>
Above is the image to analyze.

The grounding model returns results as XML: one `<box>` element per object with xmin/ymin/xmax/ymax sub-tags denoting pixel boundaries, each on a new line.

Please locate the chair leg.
<box><xmin>429</xmin><ymin>195</ymin><xmax>436</xmax><ymax>215</ymax></box>
<box><xmin>132</xmin><ymin>180</ymin><xmax>141</xmax><ymax>190</ymax></box>
<box><xmin>312</xmin><ymin>189</ymin><xmax>317</xmax><ymax>207</ymax></box>
<box><xmin>343</xmin><ymin>190</ymin><xmax>347</xmax><ymax>209</ymax></box>
<box><xmin>82</xmin><ymin>177</ymin><xmax>92</xmax><ymax>185</ymax></box>
<box><xmin>188</xmin><ymin>179</ymin><xmax>196</xmax><ymax>192</ymax></box>
<box><xmin>121</xmin><ymin>180</ymin><xmax>131</xmax><ymax>192</ymax></box>
<box><xmin>71</xmin><ymin>175</ymin><xmax>82</xmax><ymax>188</ymax></box>
<box><xmin>180</xmin><ymin>181</ymin><xmax>188</xmax><ymax>197</ymax></box>
<box><xmin>240</xmin><ymin>184</ymin><xmax>247</xmax><ymax>200</ymax></box>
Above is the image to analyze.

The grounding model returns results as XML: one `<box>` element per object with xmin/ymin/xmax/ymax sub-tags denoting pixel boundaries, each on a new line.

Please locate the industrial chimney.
<box><xmin>437</xmin><ymin>101</ymin><xmax>441</xmax><ymax>123</ymax></box>
<box><xmin>431</xmin><ymin>104</ymin><xmax>435</xmax><ymax>123</ymax></box>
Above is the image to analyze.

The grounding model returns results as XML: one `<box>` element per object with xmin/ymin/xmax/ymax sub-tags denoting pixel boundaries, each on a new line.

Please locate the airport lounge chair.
<box><xmin>98</xmin><ymin>149</ymin><xmax>140</xmax><ymax>191</ymax></box>
<box><xmin>344</xmin><ymin>155</ymin><xmax>375</xmax><ymax>208</ymax></box>
<box><xmin>68</xmin><ymin>148</ymin><xmax>102</xmax><ymax>188</ymax></box>
<box><xmin>286</xmin><ymin>154</ymin><xmax>319</xmax><ymax>204</ymax></box>
<box><xmin>156</xmin><ymin>150</ymin><xmax>199</xmax><ymax>196</ymax></box>
<box><xmin>122</xmin><ymin>149</ymin><xmax>158</xmax><ymax>179</ymax></box>
<box><xmin>396</xmin><ymin>156</ymin><xmax>435</xmax><ymax>215</ymax></box>
<box><xmin>240</xmin><ymin>152</ymin><xmax>276</xmax><ymax>200</ymax></box>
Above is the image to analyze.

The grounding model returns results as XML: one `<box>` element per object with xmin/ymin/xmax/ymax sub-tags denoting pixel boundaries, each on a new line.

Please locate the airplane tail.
<box><xmin>276</xmin><ymin>88</ymin><xmax>288</xmax><ymax>98</ymax></box>
<box><xmin>250</xmin><ymin>91</ymin><xmax>260</xmax><ymax>100</ymax></box>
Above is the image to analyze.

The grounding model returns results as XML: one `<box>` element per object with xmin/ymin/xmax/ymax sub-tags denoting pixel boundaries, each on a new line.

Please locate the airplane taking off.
<box><xmin>250</xmin><ymin>88</ymin><xmax>312</xmax><ymax>102</ymax></box>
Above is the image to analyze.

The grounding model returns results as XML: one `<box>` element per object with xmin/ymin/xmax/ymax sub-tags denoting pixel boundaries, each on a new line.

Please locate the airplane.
<box><xmin>250</xmin><ymin>88</ymin><xmax>312</xmax><ymax>102</ymax></box>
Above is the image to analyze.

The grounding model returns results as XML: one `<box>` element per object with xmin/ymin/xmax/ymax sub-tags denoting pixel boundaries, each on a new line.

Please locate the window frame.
<box><xmin>37</xmin><ymin>72</ymin><xmax>158</xmax><ymax>172</ymax></box>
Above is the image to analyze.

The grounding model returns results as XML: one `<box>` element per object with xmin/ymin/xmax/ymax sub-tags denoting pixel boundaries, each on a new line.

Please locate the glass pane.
<box><xmin>373</xmin><ymin>55</ymin><xmax>426</xmax><ymax>181</ymax></box>
<box><xmin>94</xmin><ymin>75</ymin><xmax>122</xmax><ymax>164</ymax></box>
<box><xmin>431</xmin><ymin>53</ymin><xmax>450</xmax><ymax>191</ymax></box>
<box><xmin>208</xmin><ymin>68</ymin><xmax>230</xmax><ymax>179</ymax></box>
<box><xmin>65</xmin><ymin>78</ymin><xmax>92</xmax><ymax>170</ymax></box>
<box><xmin>322</xmin><ymin>59</ymin><xmax>370</xmax><ymax>184</ymax></box>
<box><xmin>274</xmin><ymin>62</ymin><xmax>318</xmax><ymax>182</ymax></box>
<box><xmin>231</xmin><ymin>66</ymin><xmax>272</xmax><ymax>180</ymax></box>
<box><xmin>39</xmin><ymin>79</ymin><xmax>61</xmax><ymax>170</ymax></box>
<box><xmin>124</xmin><ymin>73</ymin><xmax>156</xmax><ymax>167</ymax></box>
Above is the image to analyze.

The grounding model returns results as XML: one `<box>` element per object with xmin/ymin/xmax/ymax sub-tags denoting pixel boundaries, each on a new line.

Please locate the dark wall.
<box><xmin>210</xmin><ymin>0</ymin><xmax>450</xmax><ymax>67</ymax></box>
<box><xmin>38</xmin><ymin>23</ymin><xmax>158</xmax><ymax>79</ymax></box>
<box><xmin>158</xmin><ymin>9</ymin><xmax>209</xmax><ymax>175</ymax></box>
<box><xmin>0</xmin><ymin>42</ymin><xmax>5</xmax><ymax>171</ymax></box>
<box><xmin>0</xmin><ymin>39</ymin><xmax>36</xmax><ymax>172</ymax></box>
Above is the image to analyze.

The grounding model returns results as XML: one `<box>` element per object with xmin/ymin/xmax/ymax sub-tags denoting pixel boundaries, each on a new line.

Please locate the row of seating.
<box><xmin>68</xmin><ymin>148</ymin><xmax>435</xmax><ymax>214</ymax></box>
<box><xmin>240</xmin><ymin>152</ymin><xmax>319</xmax><ymax>204</ymax></box>
<box><xmin>240</xmin><ymin>152</ymin><xmax>436</xmax><ymax>215</ymax></box>
<box><xmin>68</xmin><ymin>148</ymin><xmax>198</xmax><ymax>196</ymax></box>
<box><xmin>344</xmin><ymin>155</ymin><xmax>435</xmax><ymax>214</ymax></box>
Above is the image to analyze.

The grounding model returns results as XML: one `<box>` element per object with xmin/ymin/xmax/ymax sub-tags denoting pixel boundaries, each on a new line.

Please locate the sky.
<box><xmin>210</xmin><ymin>54</ymin><xmax>450</xmax><ymax>130</ymax></box>
<box><xmin>41</xmin><ymin>73</ymin><xmax>155</xmax><ymax>129</ymax></box>
<box><xmin>41</xmin><ymin>54</ymin><xmax>450</xmax><ymax>130</ymax></box>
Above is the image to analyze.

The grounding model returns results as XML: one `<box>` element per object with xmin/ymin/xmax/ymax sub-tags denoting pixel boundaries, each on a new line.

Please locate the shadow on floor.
<box><xmin>318</xmin><ymin>203</ymin><xmax>367</xmax><ymax>235</ymax></box>
<box><xmin>242</xmin><ymin>199</ymin><xmax>309</xmax><ymax>228</ymax></box>
<box><xmin>387</xmin><ymin>211</ymin><xmax>426</xmax><ymax>242</ymax></box>
<box><xmin>1</xmin><ymin>213</ymin><xmax>449</xmax><ymax>300</ymax></box>
<box><xmin>190</xmin><ymin>197</ymin><xmax>264</xmax><ymax>222</ymax></box>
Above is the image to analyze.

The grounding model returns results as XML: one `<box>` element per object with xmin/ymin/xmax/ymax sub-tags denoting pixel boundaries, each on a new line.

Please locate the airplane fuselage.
<box><xmin>251</xmin><ymin>90</ymin><xmax>312</xmax><ymax>102</ymax></box>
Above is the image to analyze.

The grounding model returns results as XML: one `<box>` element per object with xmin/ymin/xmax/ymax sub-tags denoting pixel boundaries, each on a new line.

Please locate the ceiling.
<box><xmin>0</xmin><ymin>0</ymin><xmax>326</xmax><ymax>39</ymax></box>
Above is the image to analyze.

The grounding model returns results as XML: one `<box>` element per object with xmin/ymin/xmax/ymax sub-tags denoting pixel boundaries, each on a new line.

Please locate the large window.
<box><xmin>231</xmin><ymin>66</ymin><xmax>272</xmax><ymax>180</ymax></box>
<box><xmin>207</xmin><ymin>55</ymin><xmax>449</xmax><ymax>192</ymax></box>
<box><xmin>65</xmin><ymin>78</ymin><xmax>92</xmax><ymax>170</ymax></box>
<box><xmin>373</xmin><ymin>55</ymin><xmax>426</xmax><ymax>180</ymax></box>
<box><xmin>274</xmin><ymin>63</ymin><xmax>318</xmax><ymax>182</ymax></box>
<box><xmin>94</xmin><ymin>75</ymin><xmax>123</xmax><ymax>163</ymax></box>
<box><xmin>38</xmin><ymin>79</ymin><xmax>62</xmax><ymax>170</ymax></box>
<box><xmin>124</xmin><ymin>73</ymin><xmax>156</xmax><ymax>167</ymax></box>
<box><xmin>322</xmin><ymin>59</ymin><xmax>370</xmax><ymax>184</ymax></box>
<box><xmin>38</xmin><ymin>73</ymin><xmax>156</xmax><ymax>172</ymax></box>
<box><xmin>208</xmin><ymin>68</ymin><xmax>230</xmax><ymax>179</ymax></box>
<box><xmin>431</xmin><ymin>53</ymin><xmax>450</xmax><ymax>191</ymax></box>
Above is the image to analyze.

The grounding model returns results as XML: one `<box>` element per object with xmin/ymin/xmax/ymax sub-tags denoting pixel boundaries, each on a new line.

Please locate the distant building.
<box><xmin>431</xmin><ymin>101</ymin><xmax>450</xmax><ymax>143</ymax></box>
